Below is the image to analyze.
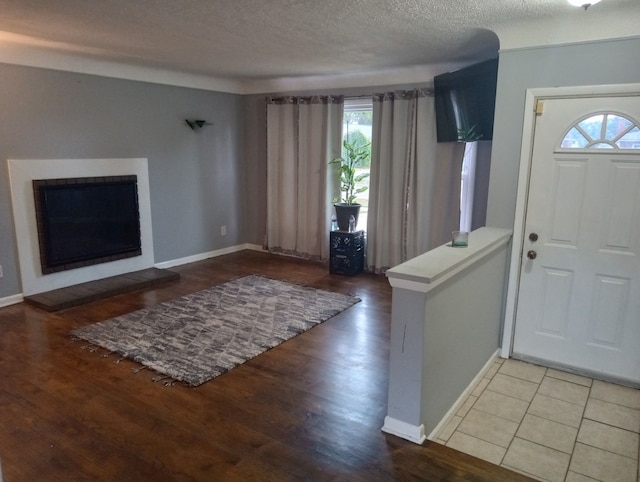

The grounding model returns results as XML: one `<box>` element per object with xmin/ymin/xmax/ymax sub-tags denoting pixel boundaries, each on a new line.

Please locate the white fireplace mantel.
<box><xmin>7</xmin><ymin>158</ymin><xmax>155</xmax><ymax>296</ymax></box>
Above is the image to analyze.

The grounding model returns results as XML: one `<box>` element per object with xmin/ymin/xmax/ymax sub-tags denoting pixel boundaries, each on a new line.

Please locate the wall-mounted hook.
<box><xmin>185</xmin><ymin>119</ymin><xmax>212</xmax><ymax>130</ymax></box>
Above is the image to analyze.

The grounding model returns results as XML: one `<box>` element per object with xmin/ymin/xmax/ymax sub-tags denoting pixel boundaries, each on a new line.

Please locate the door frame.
<box><xmin>500</xmin><ymin>82</ymin><xmax>640</xmax><ymax>359</ymax></box>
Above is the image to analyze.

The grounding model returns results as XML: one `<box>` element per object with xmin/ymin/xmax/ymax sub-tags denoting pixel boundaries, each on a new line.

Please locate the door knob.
<box><xmin>527</xmin><ymin>250</ymin><xmax>537</xmax><ymax>260</ymax></box>
<box><xmin>529</xmin><ymin>232</ymin><xmax>539</xmax><ymax>242</ymax></box>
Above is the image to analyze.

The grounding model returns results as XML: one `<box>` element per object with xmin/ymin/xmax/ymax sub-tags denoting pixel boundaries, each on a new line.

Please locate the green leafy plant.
<box><xmin>330</xmin><ymin>138</ymin><xmax>370</xmax><ymax>205</ymax></box>
<box><xmin>457</xmin><ymin>124</ymin><xmax>483</xmax><ymax>142</ymax></box>
<box><xmin>343</xmin><ymin>131</ymin><xmax>371</xmax><ymax>168</ymax></box>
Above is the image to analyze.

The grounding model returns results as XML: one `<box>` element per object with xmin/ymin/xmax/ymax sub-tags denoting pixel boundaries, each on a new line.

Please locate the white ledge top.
<box><xmin>386</xmin><ymin>227</ymin><xmax>513</xmax><ymax>292</ymax></box>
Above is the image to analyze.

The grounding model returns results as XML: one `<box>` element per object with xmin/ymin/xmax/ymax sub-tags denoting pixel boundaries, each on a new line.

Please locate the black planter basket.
<box><xmin>334</xmin><ymin>203</ymin><xmax>361</xmax><ymax>231</ymax></box>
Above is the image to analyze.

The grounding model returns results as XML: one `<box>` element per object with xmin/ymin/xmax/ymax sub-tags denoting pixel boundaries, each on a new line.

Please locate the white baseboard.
<box><xmin>0</xmin><ymin>293</ymin><xmax>24</xmax><ymax>308</ymax></box>
<box><xmin>427</xmin><ymin>349</ymin><xmax>501</xmax><ymax>441</ymax></box>
<box><xmin>382</xmin><ymin>416</ymin><xmax>426</xmax><ymax>444</ymax></box>
<box><xmin>154</xmin><ymin>243</ymin><xmax>265</xmax><ymax>269</ymax></box>
<box><xmin>0</xmin><ymin>244</ymin><xmax>266</xmax><ymax>308</ymax></box>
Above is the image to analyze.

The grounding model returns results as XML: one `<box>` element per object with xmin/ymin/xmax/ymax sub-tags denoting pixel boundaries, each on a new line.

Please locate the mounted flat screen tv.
<box><xmin>33</xmin><ymin>175</ymin><xmax>142</xmax><ymax>274</ymax></box>
<box><xmin>434</xmin><ymin>58</ymin><xmax>498</xmax><ymax>142</ymax></box>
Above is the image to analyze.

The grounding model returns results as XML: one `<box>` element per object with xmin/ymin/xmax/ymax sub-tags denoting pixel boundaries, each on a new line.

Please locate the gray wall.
<box><xmin>0</xmin><ymin>64</ymin><xmax>245</xmax><ymax>298</ymax></box>
<box><xmin>487</xmin><ymin>37</ymin><xmax>640</xmax><ymax>228</ymax></box>
<box><xmin>422</xmin><ymin>244</ymin><xmax>509</xmax><ymax>433</ymax></box>
<box><xmin>6</xmin><ymin>36</ymin><xmax>634</xmax><ymax>298</ymax></box>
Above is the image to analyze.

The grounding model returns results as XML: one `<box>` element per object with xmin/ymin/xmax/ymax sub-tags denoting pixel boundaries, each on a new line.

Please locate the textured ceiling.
<box><xmin>0</xmin><ymin>0</ymin><xmax>637</xmax><ymax>88</ymax></box>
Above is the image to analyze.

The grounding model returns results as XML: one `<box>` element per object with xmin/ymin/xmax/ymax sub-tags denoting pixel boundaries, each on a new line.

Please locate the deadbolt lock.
<box><xmin>529</xmin><ymin>232</ymin><xmax>539</xmax><ymax>242</ymax></box>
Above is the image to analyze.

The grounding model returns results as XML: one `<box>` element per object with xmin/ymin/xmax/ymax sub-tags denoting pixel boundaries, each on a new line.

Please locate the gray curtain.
<box><xmin>266</xmin><ymin>95</ymin><xmax>343</xmax><ymax>260</ymax></box>
<box><xmin>366</xmin><ymin>89</ymin><xmax>465</xmax><ymax>273</ymax></box>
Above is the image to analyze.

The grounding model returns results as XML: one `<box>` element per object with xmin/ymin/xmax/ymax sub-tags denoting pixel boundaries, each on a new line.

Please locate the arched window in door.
<box><xmin>560</xmin><ymin>112</ymin><xmax>640</xmax><ymax>150</ymax></box>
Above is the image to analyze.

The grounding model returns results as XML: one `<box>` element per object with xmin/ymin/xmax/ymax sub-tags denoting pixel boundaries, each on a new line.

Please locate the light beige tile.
<box><xmin>499</xmin><ymin>359</ymin><xmax>546</xmax><ymax>383</ymax></box>
<box><xmin>569</xmin><ymin>442</ymin><xmax>637</xmax><ymax>482</ymax></box>
<box><xmin>584</xmin><ymin>398</ymin><xmax>640</xmax><ymax>433</ymax></box>
<box><xmin>473</xmin><ymin>389</ymin><xmax>529</xmax><ymax>423</ymax></box>
<box><xmin>486</xmin><ymin>373</ymin><xmax>539</xmax><ymax>402</ymax></box>
<box><xmin>485</xmin><ymin>361</ymin><xmax>501</xmax><ymax>380</ymax></box>
<box><xmin>516</xmin><ymin>413</ymin><xmax>578</xmax><ymax>454</ymax></box>
<box><xmin>471</xmin><ymin>377</ymin><xmax>489</xmax><ymax>397</ymax></box>
<box><xmin>502</xmin><ymin>437</ymin><xmax>570</xmax><ymax>482</ymax></box>
<box><xmin>456</xmin><ymin>408</ymin><xmax>519</xmax><ymax>448</ymax></box>
<box><xmin>456</xmin><ymin>395</ymin><xmax>477</xmax><ymax>418</ymax></box>
<box><xmin>590</xmin><ymin>379</ymin><xmax>640</xmax><ymax>410</ymax></box>
<box><xmin>446</xmin><ymin>431</ymin><xmax>505</xmax><ymax>466</ymax></box>
<box><xmin>528</xmin><ymin>393</ymin><xmax>585</xmax><ymax>428</ymax></box>
<box><xmin>435</xmin><ymin>438</ymin><xmax>446</xmax><ymax>445</ymax></box>
<box><xmin>577</xmin><ymin>418</ymin><xmax>639</xmax><ymax>459</ymax></box>
<box><xmin>565</xmin><ymin>471</ymin><xmax>599</xmax><ymax>482</ymax></box>
<box><xmin>438</xmin><ymin>415</ymin><xmax>463</xmax><ymax>442</ymax></box>
<box><xmin>502</xmin><ymin>466</ymin><xmax>547</xmax><ymax>481</ymax></box>
<box><xmin>538</xmin><ymin>376</ymin><xmax>590</xmax><ymax>406</ymax></box>
<box><xmin>546</xmin><ymin>368</ymin><xmax>593</xmax><ymax>387</ymax></box>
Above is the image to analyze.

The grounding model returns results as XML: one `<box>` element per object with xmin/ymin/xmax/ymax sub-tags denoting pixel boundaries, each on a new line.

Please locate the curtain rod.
<box><xmin>345</xmin><ymin>94</ymin><xmax>373</xmax><ymax>100</ymax></box>
<box><xmin>268</xmin><ymin>88</ymin><xmax>434</xmax><ymax>104</ymax></box>
<box><xmin>346</xmin><ymin>88</ymin><xmax>434</xmax><ymax>100</ymax></box>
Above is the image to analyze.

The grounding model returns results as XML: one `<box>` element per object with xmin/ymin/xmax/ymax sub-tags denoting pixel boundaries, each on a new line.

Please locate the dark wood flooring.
<box><xmin>0</xmin><ymin>250</ymin><xmax>534</xmax><ymax>481</ymax></box>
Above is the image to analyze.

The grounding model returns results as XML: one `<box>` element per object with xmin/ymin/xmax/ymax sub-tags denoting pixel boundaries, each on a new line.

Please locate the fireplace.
<box><xmin>8</xmin><ymin>158</ymin><xmax>155</xmax><ymax>296</ymax></box>
<box><xmin>33</xmin><ymin>175</ymin><xmax>142</xmax><ymax>274</ymax></box>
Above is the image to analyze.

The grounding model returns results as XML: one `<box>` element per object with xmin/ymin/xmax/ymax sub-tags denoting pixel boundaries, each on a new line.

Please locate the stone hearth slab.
<box><xmin>24</xmin><ymin>268</ymin><xmax>179</xmax><ymax>312</ymax></box>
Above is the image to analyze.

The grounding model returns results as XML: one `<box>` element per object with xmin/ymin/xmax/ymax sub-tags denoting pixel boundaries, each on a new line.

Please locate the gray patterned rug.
<box><xmin>72</xmin><ymin>275</ymin><xmax>360</xmax><ymax>386</ymax></box>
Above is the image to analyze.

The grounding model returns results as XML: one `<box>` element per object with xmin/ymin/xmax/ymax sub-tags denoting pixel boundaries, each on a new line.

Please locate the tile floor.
<box><xmin>435</xmin><ymin>358</ymin><xmax>640</xmax><ymax>482</ymax></box>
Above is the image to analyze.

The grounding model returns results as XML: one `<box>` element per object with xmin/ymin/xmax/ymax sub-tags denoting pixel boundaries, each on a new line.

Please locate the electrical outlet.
<box><xmin>0</xmin><ymin>264</ymin><xmax>3</xmax><ymax>278</ymax></box>
<box><xmin>220</xmin><ymin>225</ymin><xmax>227</xmax><ymax>236</ymax></box>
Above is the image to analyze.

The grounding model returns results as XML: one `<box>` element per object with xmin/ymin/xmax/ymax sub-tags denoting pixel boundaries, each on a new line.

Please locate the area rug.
<box><xmin>71</xmin><ymin>275</ymin><xmax>360</xmax><ymax>386</ymax></box>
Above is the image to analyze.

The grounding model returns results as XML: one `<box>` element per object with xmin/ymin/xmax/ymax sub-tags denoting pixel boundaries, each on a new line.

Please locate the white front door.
<box><xmin>513</xmin><ymin>94</ymin><xmax>640</xmax><ymax>385</ymax></box>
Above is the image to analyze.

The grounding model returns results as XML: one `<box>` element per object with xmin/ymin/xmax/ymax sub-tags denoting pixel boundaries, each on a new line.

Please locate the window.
<box><xmin>341</xmin><ymin>98</ymin><xmax>483</xmax><ymax>234</ymax></box>
<box><xmin>460</xmin><ymin>141</ymin><xmax>477</xmax><ymax>232</ymax></box>
<box><xmin>342</xmin><ymin>99</ymin><xmax>372</xmax><ymax>231</ymax></box>
<box><xmin>560</xmin><ymin>113</ymin><xmax>640</xmax><ymax>150</ymax></box>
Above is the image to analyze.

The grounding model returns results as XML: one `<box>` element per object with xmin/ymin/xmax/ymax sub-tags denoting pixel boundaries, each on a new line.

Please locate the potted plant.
<box><xmin>330</xmin><ymin>137</ymin><xmax>370</xmax><ymax>231</ymax></box>
<box><xmin>457</xmin><ymin>124</ymin><xmax>483</xmax><ymax>142</ymax></box>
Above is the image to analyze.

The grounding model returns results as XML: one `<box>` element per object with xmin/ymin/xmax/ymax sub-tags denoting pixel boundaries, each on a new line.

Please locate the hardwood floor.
<box><xmin>0</xmin><ymin>251</ymin><xmax>535</xmax><ymax>481</ymax></box>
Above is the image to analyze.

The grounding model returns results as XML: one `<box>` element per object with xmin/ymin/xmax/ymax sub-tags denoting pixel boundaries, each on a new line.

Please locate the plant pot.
<box><xmin>334</xmin><ymin>203</ymin><xmax>361</xmax><ymax>231</ymax></box>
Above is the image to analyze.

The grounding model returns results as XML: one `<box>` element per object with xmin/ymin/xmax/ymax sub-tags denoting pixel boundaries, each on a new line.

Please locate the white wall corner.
<box><xmin>382</xmin><ymin>417</ymin><xmax>426</xmax><ymax>445</ymax></box>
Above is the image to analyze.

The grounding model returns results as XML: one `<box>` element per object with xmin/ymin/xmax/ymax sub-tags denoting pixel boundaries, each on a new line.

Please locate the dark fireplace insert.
<box><xmin>33</xmin><ymin>175</ymin><xmax>142</xmax><ymax>274</ymax></box>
